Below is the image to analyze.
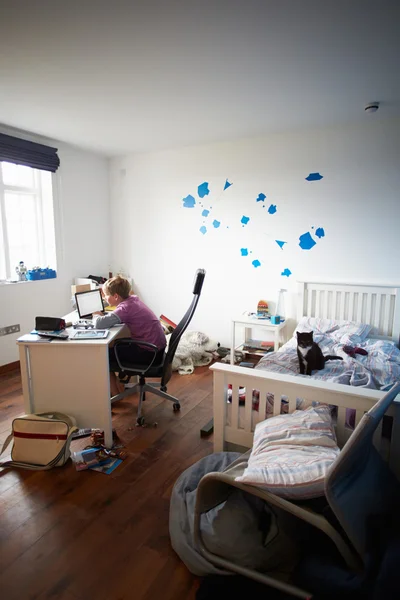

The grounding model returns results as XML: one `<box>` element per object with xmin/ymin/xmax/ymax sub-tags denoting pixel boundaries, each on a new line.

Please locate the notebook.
<box><xmin>69</xmin><ymin>329</ymin><xmax>109</xmax><ymax>340</ymax></box>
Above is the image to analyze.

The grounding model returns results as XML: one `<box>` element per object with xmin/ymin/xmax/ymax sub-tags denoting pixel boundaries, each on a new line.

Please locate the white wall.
<box><xmin>109</xmin><ymin>118</ymin><xmax>400</xmax><ymax>348</ymax></box>
<box><xmin>0</xmin><ymin>127</ymin><xmax>110</xmax><ymax>365</ymax></box>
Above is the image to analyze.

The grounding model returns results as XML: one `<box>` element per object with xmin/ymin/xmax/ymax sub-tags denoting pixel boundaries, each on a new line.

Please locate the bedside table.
<box><xmin>230</xmin><ymin>315</ymin><xmax>287</xmax><ymax>365</ymax></box>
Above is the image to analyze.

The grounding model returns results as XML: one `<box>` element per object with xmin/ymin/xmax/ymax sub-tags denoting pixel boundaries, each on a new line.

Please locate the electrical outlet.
<box><xmin>0</xmin><ymin>324</ymin><xmax>21</xmax><ymax>336</ymax></box>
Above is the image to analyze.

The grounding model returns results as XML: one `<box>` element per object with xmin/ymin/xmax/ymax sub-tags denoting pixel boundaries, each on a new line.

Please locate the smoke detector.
<box><xmin>364</xmin><ymin>102</ymin><xmax>379</xmax><ymax>114</ymax></box>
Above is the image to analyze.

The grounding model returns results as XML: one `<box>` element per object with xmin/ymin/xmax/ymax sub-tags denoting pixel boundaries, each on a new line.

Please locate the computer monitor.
<box><xmin>75</xmin><ymin>289</ymin><xmax>104</xmax><ymax>318</ymax></box>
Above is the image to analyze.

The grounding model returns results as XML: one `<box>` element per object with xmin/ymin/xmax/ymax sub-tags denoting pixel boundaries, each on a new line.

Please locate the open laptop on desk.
<box><xmin>75</xmin><ymin>289</ymin><xmax>104</xmax><ymax>320</ymax></box>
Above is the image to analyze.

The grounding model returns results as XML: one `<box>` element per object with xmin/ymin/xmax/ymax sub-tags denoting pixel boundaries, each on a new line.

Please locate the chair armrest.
<box><xmin>113</xmin><ymin>338</ymin><xmax>161</xmax><ymax>374</ymax></box>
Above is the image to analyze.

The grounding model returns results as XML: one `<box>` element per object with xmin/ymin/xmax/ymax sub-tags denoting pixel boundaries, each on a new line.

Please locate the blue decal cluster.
<box><xmin>202</xmin><ymin>209</ymin><xmax>210</xmax><ymax>217</ymax></box>
<box><xmin>256</xmin><ymin>193</ymin><xmax>266</xmax><ymax>202</ymax></box>
<box><xmin>268</xmin><ymin>204</ymin><xmax>277</xmax><ymax>214</ymax></box>
<box><xmin>199</xmin><ymin>226</ymin><xmax>207</xmax><ymax>235</ymax></box>
<box><xmin>252</xmin><ymin>259</ymin><xmax>261</xmax><ymax>268</ymax></box>
<box><xmin>241</xmin><ymin>248</ymin><xmax>249</xmax><ymax>256</ymax></box>
<box><xmin>276</xmin><ymin>240</ymin><xmax>286</xmax><ymax>249</ymax></box>
<box><xmin>241</xmin><ymin>215</ymin><xmax>250</xmax><ymax>226</ymax></box>
<box><xmin>281</xmin><ymin>268</ymin><xmax>292</xmax><ymax>277</ymax></box>
<box><xmin>315</xmin><ymin>227</ymin><xmax>325</xmax><ymax>238</ymax></box>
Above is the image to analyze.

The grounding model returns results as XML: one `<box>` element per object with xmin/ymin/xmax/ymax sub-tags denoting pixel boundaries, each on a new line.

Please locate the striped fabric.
<box><xmin>236</xmin><ymin>406</ymin><xmax>340</xmax><ymax>499</ymax></box>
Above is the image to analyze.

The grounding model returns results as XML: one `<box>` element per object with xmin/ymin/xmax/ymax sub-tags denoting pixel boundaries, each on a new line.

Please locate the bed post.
<box><xmin>212</xmin><ymin>367</ymin><xmax>226</xmax><ymax>452</ymax></box>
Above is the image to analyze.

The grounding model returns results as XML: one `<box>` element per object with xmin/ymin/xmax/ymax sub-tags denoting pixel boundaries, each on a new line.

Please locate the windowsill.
<box><xmin>0</xmin><ymin>277</ymin><xmax>58</xmax><ymax>287</ymax></box>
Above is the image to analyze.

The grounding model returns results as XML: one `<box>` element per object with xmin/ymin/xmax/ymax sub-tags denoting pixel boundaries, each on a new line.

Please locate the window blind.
<box><xmin>0</xmin><ymin>133</ymin><xmax>60</xmax><ymax>173</ymax></box>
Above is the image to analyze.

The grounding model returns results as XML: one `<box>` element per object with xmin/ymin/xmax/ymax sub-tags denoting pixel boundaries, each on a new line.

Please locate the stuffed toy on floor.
<box><xmin>166</xmin><ymin>331</ymin><xmax>220</xmax><ymax>375</ymax></box>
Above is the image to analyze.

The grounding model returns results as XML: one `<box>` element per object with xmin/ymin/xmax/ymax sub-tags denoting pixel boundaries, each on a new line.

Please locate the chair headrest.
<box><xmin>193</xmin><ymin>269</ymin><xmax>206</xmax><ymax>295</ymax></box>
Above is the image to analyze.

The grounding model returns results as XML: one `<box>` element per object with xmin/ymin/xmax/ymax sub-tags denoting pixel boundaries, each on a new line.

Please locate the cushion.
<box><xmin>235</xmin><ymin>406</ymin><xmax>340</xmax><ymax>500</ymax></box>
<box><xmin>331</xmin><ymin>322</ymin><xmax>372</xmax><ymax>346</ymax></box>
<box><xmin>296</xmin><ymin>317</ymin><xmax>340</xmax><ymax>334</ymax></box>
<box><xmin>296</xmin><ymin>317</ymin><xmax>371</xmax><ymax>346</ymax></box>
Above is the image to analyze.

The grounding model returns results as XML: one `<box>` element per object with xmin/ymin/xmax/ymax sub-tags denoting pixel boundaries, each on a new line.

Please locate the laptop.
<box><xmin>75</xmin><ymin>289</ymin><xmax>104</xmax><ymax>319</ymax></box>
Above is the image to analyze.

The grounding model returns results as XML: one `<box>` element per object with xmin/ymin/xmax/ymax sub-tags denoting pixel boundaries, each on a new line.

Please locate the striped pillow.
<box><xmin>236</xmin><ymin>406</ymin><xmax>340</xmax><ymax>499</ymax></box>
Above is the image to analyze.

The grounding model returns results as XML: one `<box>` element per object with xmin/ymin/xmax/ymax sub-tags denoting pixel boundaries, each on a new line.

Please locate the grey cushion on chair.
<box><xmin>325</xmin><ymin>383</ymin><xmax>400</xmax><ymax>560</ymax></box>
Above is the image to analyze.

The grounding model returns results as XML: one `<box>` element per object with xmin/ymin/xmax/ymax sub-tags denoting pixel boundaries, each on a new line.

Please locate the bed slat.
<box><xmin>258</xmin><ymin>391</ymin><xmax>267</xmax><ymax>425</ymax></box>
<box><xmin>382</xmin><ymin>295</ymin><xmax>390</xmax><ymax>337</ymax></box>
<box><xmin>323</xmin><ymin>290</ymin><xmax>329</xmax><ymax>319</ymax></box>
<box><xmin>231</xmin><ymin>387</ymin><xmax>239</xmax><ymax>430</ymax></box>
<box><xmin>288</xmin><ymin>395</ymin><xmax>297</xmax><ymax>414</ymax></box>
<box><xmin>244</xmin><ymin>387</ymin><xmax>253</xmax><ymax>432</ymax></box>
<box><xmin>336</xmin><ymin>407</ymin><xmax>347</xmax><ymax>446</ymax></box>
<box><xmin>356</xmin><ymin>293</ymin><xmax>363</xmax><ymax>323</ymax></box>
<box><xmin>273</xmin><ymin>393</ymin><xmax>281</xmax><ymax>416</ymax></box>
<box><xmin>349</xmin><ymin>293</ymin><xmax>355</xmax><ymax>322</ymax></box>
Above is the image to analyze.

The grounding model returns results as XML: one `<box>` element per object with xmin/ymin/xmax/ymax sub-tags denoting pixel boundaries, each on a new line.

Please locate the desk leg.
<box><xmin>19</xmin><ymin>344</ymin><xmax>33</xmax><ymax>414</ymax></box>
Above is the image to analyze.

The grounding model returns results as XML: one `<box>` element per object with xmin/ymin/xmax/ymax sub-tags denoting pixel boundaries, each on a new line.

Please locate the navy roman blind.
<box><xmin>0</xmin><ymin>133</ymin><xmax>60</xmax><ymax>172</ymax></box>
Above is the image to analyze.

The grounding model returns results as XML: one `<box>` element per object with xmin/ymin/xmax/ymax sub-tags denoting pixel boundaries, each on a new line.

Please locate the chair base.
<box><xmin>111</xmin><ymin>381</ymin><xmax>180</xmax><ymax>424</ymax></box>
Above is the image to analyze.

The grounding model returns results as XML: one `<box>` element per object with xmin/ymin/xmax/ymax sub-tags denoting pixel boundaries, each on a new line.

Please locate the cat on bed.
<box><xmin>297</xmin><ymin>331</ymin><xmax>343</xmax><ymax>376</ymax></box>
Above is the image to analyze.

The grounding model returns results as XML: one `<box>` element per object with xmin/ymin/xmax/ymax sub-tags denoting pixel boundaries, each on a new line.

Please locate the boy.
<box><xmin>93</xmin><ymin>275</ymin><xmax>166</xmax><ymax>397</ymax></box>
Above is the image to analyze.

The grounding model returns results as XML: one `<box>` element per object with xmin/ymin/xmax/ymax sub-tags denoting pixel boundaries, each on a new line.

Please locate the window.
<box><xmin>0</xmin><ymin>161</ymin><xmax>57</xmax><ymax>281</ymax></box>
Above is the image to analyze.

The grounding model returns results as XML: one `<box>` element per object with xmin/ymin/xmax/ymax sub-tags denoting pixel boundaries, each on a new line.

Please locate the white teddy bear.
<box><xmin>166</xmin><ymin>330</ymin><xmax>220</xmax><ymax>375</ymax></box>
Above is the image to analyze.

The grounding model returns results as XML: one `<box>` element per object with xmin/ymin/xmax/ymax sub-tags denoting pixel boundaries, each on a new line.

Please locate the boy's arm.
<box><xmin>92</xmin><ymin>312</ymin><xmax>121</xmax><ymax>329</ymax></box>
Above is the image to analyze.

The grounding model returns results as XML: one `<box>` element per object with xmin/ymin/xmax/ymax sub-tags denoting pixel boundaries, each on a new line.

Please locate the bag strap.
<box><xmin>0</xmin><ymin>426</ymin><xmax>79</xmax><ymax>471</ymax></box>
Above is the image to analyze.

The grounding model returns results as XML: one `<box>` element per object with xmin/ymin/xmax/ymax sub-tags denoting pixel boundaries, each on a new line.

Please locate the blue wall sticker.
<box><xmin>252</xmin><ymin>259</ymin><xmax>261</xmax><ymax>268</ymax></box>
<box><xmin>213</xmin><ymin>219</ymin><xmax>221</xmax><ymax>228</ymax></box>
<box><xmin>315</xmin><ymin>227</ymin><xmax>325</xmax><ymax>238</ymax></box>
<box><xmin>183</xmin><ymin>194</ymin><xmax>196</xmax><ymax>208</ymax></box>
<box><xmin>268</xmin><ymin>204</ymin><xmax>277</xmax><ymax>214</ymax></box>
<box><xmin>200</xmin><ymin>226</ymin><xmax>207</xmax><ymax>235</ymax></box>
<box><xmin>224</xmin><ymin>179</ymin><xmax>232</xmax><ymax>190</ymax></box>
<box><xmin>299</xmin><ymin>232</ymin><xmax>316</xmax><ymax>250</ymax></box>
<box><xmin>275</xmin><ymin>240</ymin><xmax>287</xmax><ymax>249</ymax></box>
<box><xmin>241</xmin><ymin>248</ymin><xmax>249</xmax><ymax>256</ymax></box>
<box><xmin>305</xmin><ymin>172</ymin><xmax>323</xmax><ymax>181</ymax></box>
<box><xmin>256</xmin><ymin>193</ymin><xmax>266</xmax><ymax>202</ymax></box>
<box><xmin>198</xmin><ymin>182</ymin><xmax>210</xmax><ymax>198</ymax></box>
<box><xmin>202</xmin><ymin>209</ymin><xmax>210</xmax><ymax>217</ymax></box>
<box><xmin>241</xmin><ymin>215</ymin><xmax>250</xmax><ymax>226</ymax></box>
<box><xmin>281</xmin><ymin>268</ymin><xmax>292</xmax><ymax>277</ymax></box>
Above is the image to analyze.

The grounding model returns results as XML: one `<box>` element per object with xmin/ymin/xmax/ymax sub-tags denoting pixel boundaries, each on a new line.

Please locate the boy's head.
<box><xmin>103</xmin><ymin>275</ymin><xmax>131</xmax><ymax>301</ymax></box>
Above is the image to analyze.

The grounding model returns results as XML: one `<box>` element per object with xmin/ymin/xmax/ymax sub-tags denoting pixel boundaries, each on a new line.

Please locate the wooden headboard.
<box><xmin>297</xmin><ymin>282</ymin><xmax>400</xmax><ymax>343</ymax></box>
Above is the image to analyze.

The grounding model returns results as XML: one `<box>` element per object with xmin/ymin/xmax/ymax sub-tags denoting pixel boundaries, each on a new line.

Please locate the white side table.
<box><xmin>230</xmin><ymin>315</ymin><xmax>287</xmax><ymax>364</ymax></box>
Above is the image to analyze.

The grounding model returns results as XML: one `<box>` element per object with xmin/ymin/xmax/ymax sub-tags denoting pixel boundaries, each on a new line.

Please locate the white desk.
<box><xmin>17</xmin><ymin>313</ymin><xmax>129</xmax><ymax>447</ymax></box>
<box><xmin>230</xmin><ymin>315</ymin><xmax>287</xmax><ymax>364</ymax></box>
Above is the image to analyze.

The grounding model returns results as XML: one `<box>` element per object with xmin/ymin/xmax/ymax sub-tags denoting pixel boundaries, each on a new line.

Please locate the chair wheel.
<box><xmin>136</xmin><ymin>416</ymin><xmax>145</xmax><ymax>426</ymax></box>
<box><xmin>173</xmin><ymin>402</ymin><xmax>181</xmax><ymax>412</ymax></box>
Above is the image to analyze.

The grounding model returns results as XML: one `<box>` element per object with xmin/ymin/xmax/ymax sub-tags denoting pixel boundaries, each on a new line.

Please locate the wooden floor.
<box><xmin>0</xmin><ymin>365</ymin><xmax>215</xmax><ymax>600</ymax></box>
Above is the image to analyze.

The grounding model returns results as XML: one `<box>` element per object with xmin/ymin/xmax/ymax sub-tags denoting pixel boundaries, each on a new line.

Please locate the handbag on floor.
<box><xmin>0</xmin><ymin>412</ymin><xmax>78</xmax><ymax>470</ymax></box>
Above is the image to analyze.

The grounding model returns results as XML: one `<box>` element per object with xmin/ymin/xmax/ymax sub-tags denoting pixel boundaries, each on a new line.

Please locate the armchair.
<box><xmin>111</xmin><ymin>269</ymin><xmax>206</xmax><ymax>426</ymax></box>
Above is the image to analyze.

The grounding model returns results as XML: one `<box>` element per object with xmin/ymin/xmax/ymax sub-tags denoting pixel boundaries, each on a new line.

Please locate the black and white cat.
<box><xmin>296</xmin><ymin>331</ymin><xmax>343</xmax><ymax>376</ymax></box>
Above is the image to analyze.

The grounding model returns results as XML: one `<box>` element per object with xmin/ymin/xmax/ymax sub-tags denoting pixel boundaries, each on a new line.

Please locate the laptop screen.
<box><xmin>75</xmin><ymin>289</ymin><xmax>104</xmax><ymax>318</ymax></box>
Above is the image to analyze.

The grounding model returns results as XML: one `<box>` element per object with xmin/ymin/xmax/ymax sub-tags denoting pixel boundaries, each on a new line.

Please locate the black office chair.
<box><xmin>111</xmin><ymin>269</ymin><xmax>206</xmax><ymax>425</ymax></box>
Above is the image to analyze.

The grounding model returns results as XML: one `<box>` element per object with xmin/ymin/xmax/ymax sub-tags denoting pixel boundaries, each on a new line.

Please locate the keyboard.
<box><xmin>36</xmin><ymin>331</ymin><xmax>69</xmax><ymax>340</ymax></box>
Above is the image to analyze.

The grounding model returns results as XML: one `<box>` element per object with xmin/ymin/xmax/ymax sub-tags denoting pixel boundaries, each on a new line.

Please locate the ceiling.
<box><xmin>0</xmin><ymin>0</ymin><xmax>399</xmax><ymax>156</ymax></box>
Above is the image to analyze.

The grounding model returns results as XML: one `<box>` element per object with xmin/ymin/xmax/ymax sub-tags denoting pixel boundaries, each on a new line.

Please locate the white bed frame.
<box><xmin>211</xmin><ymin>282</ymin><xmax>400</xmax><ymax>478</ymax></box>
